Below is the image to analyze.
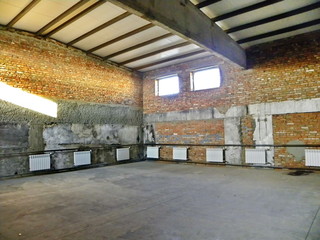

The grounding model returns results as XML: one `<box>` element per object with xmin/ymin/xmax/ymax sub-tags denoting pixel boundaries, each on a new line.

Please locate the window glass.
<box><xmin>155</xmin><ymin>75</ymin><xmax>179</xmax><ymax>96</ymax></box>
<box><xmin>191</xmin><ymin>67</ymin><xmax>221</xmax><ymax>91</ymax></box>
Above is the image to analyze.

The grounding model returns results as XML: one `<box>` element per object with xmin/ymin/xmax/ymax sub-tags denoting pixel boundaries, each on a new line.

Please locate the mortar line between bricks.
<box><xmin>305</xmin><ymin>205</ymin><xmax>320</xmax><ymax>240</ymax></box>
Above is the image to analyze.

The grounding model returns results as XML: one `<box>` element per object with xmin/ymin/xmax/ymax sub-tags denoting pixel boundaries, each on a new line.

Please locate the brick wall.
<box><xmin>241</xmin><ymin>116</ymin><xmax>255</xmax><ymax>146</ymax></box>
<box><xmin>155</xmin><ymin>120</ymin><xmax>224</xmax><ymax>145</ymax></box>
<box><xmin>155</xmin><ymin>119</ymin><xmax>224</xmax><ymax>161</ymax></box>
<box><xmin>0</xmin><ymin>29</ymin><xmax>143</xmax><ymax>177</ymax></box>
<box><xmin>273</xmin><ymin>112</ymin><xmax>320</xmax><ymax>168</ymax></box>
<box><xmin>0</xmin><ymin>29</ymin><xmax>142</xmax><ymax>107</ymax></box>
<box><xmin>143</xmin><ymin>31</ymin><xmax>320</xmax><ymax>114</ymax></box>
<box><xmin>143</xmin><ymin>31</ymin><xmax>320</xmax><ymax>167</ymax></box>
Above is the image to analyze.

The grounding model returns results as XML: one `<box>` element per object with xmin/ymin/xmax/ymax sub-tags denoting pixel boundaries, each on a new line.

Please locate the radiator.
<box><xmin>29</xmin><ymin>154</ymin><xmax>51</xmax><ymax>171</ymax></box>
<box><xmin>206</xmin><ymin>148</ymin><xmax>224</xmax><ymax>163</ymax></box>
<box><xmin>245</xmin><ymin>149</ymin><xmax>267</xmax><ymax>164</ymax></box>
<box><xmin>305</xmin><ymin>149</ymin><xmax>320</xmax><ymax>167</ymax></box>
<box><xmin>147</xmin><ymin>146</ymin><xmax>160</xmax><ymax>159</ymax></box>
<box><xmin>74</xmin><ymin>151</ymin><xmax>91</xmax><ymax>166</ymax></box>
<box><xmin>173</xmin><ymin>147</ymin><xmax>188</xmax><ymax>161</ymax></box>
<box><xmin>117</xmin><ymin>148</ymin><xmax>130</xmax><ymax>161</ymax></box>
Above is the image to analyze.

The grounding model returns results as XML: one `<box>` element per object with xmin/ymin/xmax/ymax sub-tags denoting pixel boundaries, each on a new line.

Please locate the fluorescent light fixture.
<box><xmin>0</xmin><ymin>82</ymin><xmax>57</xmax><ymax>117</ymax></box>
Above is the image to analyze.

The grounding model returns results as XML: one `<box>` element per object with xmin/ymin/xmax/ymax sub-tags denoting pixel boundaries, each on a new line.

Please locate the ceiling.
<box><xmin>0</xmin><ymin>0</ymin><xmax>319</xmax><ymax>72</ymax></box>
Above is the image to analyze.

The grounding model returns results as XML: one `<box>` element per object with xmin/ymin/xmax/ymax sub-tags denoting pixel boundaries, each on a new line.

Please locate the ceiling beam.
<box><xmin>134</xmin><ymin>50</ymin><xmax>207</xmax><ymax>71</ymax></box>
<box><xmin>104</xmin><ymin>33</ymin><xmax>173</xmax><ymax>59</ymax></box>
<box><xmin>196</xmin><ymin>0</ymin><xmax>222</xmax><ymax>9</ymax></box>
<box><xmin>119</xmin><ymin>42</ymin><xmax>192</xmax><ymax>65</ymax></box>
<box><xmin>87</xmin><ymin>23</ymin><xmax>154</xmax><ymax>53</ymax></box>
<box><xmin>36</xmin><ymin>0</ymin><xmax>90</xmax><ymax>35</ymax></box>
<box><xmin>44</xmin><ymin>0</ymin><xmax>106</xmax><ymax>37</ymax></box>
<box><xmin>68</xmin><ymin>12</ymin><xmax>131</xmax><ymax>46</ymax></box>
<box><xmin>237</xmin><ymin>18</ymin><xmax>320</xmax><ymax>44</ymax></box>
<box><xmin>7</xmin><ymin>0</ymin><xmax>41</xmax><ymax>27</ymax></box>
<box><xmin>226</xmin><ymin>2</ymin><xmax>320</xmax><ymax>33</ymax></box>
<box><xmin>212</xmin><ymin>0</ymin><xmax>284</xmax><ymax>22</ymax></box>
<box><xmin>108</xmin><ymin>0</ymin><xmax>246</xmax><ymax>68</ymax></box>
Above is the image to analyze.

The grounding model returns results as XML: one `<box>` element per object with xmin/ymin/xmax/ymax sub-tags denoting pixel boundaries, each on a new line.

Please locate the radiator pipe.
<box><xmin>145</xmin><ymin>143</ymin><xmax>320</xmax><ymax>148</ymax></box>
<box><xmin>0</xmin><ymin>144</ymin><xmax>143</xmax><ymax>158</ymax></box>
<box><xmin>153</xmin><ymin>159</ymin><xmax>320</xmax><ymax>171</ymax></box>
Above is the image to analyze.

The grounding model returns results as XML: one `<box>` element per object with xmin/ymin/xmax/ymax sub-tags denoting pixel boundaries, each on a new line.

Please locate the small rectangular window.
<box><xmin>190</xmin><ymin>66</ymin><xmax>221</xmax><ymax>91</ymax></box>
<box><xmin>155</xmin><ymin>75</ymin><xmax>179</xmax><ymax>96</ymax></box>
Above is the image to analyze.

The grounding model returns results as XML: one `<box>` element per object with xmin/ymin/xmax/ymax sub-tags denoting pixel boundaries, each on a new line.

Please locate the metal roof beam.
<box><xmin>7</xmin><ymin>0</ymin><xmax>41</xmax><ymax>27</ymax></box>
<box><xmin>36</xmin><ymin>0</ymin><xmax>90</xmax><ymax>35</ymax></box>
<box><xmin>212</xmin><ymin>0</ymin><xmax>284</xmax><ymax>22</ymax></box>
<box><xmin>134</xmin><ymin>50</ymin><xmax>207</xmax><ymax>71</ymax></box>
<box><xmin>88</xmin><ymin>23</ymin><xmax>154</xmax><ymax>53</ymax></box>
<box><xmin>104</xmin><ymin>33</ymin><xmax>173</xmax><ymax>59</ymax></box>
<box><xmin>196</xmin><ymin>0</ymin><xmax>222</xmax><ymax>9</ymax></box>
<box><xmin>108</xmin><ymin>0</ymin><xmax>246</xmax><ymax>68</ymax></box>
<box><xmin>68</xmin><ymin>12</ymin><xmax>131</xmax><ymax>46</ymax></box>
<box><xmin>119</xmin><ymin>42</ymin><xmax>192</xmax><ymax>65</ymax></box>
<box><xmin>226</xmin><ymin>2</ymin><xmax>320</xmax><ymax>33</ymax></box>
<box><xmin>44</xmin><ymin>0</ymin><xmax>106</xmax><ymax>37</ymax></box>
<box><xmin>237</xmin><ymin>18</ymin><xmax>320</xmax><ymax>44</ymax></box>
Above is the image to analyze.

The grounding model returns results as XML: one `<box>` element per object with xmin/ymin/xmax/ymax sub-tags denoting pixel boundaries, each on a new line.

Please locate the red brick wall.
<box><xmin>0</xmin><ymin>29</ymin><xmax>142</xmax><ymax>107</ymax></box>
<box><xmin>144</xmin><ymin>31</ymin><xmax>320</xmax><ymax>167</ymax></box>
<box><xmin>143</xmin><ymin>31</ymin><xmax>320</xmax><ymax>114</ymax></box>
<box><xmin>273</xmin><ymin>112</ymin><xmax>320</xmax><ymax>168</ymax></box>
<box><xmin>241</xmin><ymin>116</ymin><xmax>255</xmax><ymax>146</ymax></box>
<box><xmin>155</xmin><ymin>120</ymin><xmax>224</xmax><ymax>161</ymax></box>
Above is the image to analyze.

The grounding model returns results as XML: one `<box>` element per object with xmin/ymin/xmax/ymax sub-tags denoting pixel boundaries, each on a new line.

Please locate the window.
<box><xmin>190</xmin><ymin>66</ymin><xmax>221</xmax><ymax>91</ymax></box>
<box><xmin>155</xmin><ymin>75</ymin><xmax>179</xmax><ymax>96</ymax></box>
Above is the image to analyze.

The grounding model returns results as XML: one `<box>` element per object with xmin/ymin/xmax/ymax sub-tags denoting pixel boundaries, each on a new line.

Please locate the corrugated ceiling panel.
<box><xmin>51</xmin><ymin>2</ymin><xmax>127</xmax><ymax>43</ymax></box>
<box><xmin>93</xmin><ymin>26</ymin><xmax>169</xmax><ymax>57</ymax></box>
<box><xmin>125</xmin><ymin>44</ymin><xmax>201</xmax><ymax>68</ymax></box>
<box><xmin>189</xmin><ymin>0</ymin><xmax>199</xmax><ymax>5</ymax></box>
<box><xmin>240</xmin><ymin>25</ymin><xmax>320</xmax><ymax>49</ymax></box>
<box><xmin>231</xmin><ymin>9</ymin><xmax>320</xmax><ymax>42</ymax></box>
<box><xmin>12</xmin><ymin>0</ymin><xmax>80</xmax><ymax>32</ymax></box>
<box><xmin>0</xmin><ymin>0</ymin><xmax>32</xmax><ymax>25</ymax></box>
<box><xmin>41</xmin><ymin>0</ymin><xmax>98</xmax><ymax>35</ymax></box>
<box><xmin>109</xmin><ymin>36</ymin><xmax>186</xmax><ymax>62</ymax></box>
<box><xmin>216</xmin><ymin>0</ymin><xmax>320</xmax><ymax>30</ymax></box>
<box><xmin>201</xmin><ymin>0</ymin><xmax>263</xmax><ymax>19</ymax></box>
<box><xmin>139</xmin><ymin>52</ymin><xmax>212</xmax><ymax>72</ymax></box>
<box><xmin>73</xmin><ymin>14</ymin><xmax>150</xmax><ymax>51</ymax></box>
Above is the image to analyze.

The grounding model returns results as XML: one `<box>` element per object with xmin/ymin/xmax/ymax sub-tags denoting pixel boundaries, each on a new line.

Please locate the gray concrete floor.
<box><xmin>0</xmin><ymin>162</ymin><xmax>319</xmax><ymax>240</ymax></box>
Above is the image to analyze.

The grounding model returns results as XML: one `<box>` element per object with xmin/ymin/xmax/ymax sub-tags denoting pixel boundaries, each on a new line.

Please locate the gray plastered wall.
<box><xmin>0</xmin><ymin>99</ymin><xmax>143</xmax><ymax>177</ymax></box>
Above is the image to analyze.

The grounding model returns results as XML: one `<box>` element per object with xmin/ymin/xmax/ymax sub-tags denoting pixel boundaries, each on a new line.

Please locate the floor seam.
<box><xmin>305</xmin><ymin>205</ymin><xmax>320</xmax><ymax>240</ymax></box>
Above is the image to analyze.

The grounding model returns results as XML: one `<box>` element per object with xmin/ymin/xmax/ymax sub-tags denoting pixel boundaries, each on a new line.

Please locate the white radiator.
<box><xmin>117</xmin><ymin>148</ymin><xmax>130</xmax><ymax>161</ymax></box>
<box><xmin>147</xmin><ymin>146</ymin><xmax>160</xmax><ymax>159</ymax></box>
<box><xmin>29</xmin><ymin>154</ymin><xmax>51</xmax><ymax>171</ymax></box>
<box><xmin>245</xmin><ymin>149</ymin><xmax>267</xmax><ymax>164</ymax></box>
<box><xmin>206</xmin><ymin>148</ymin><xmax>224</xmax><ymax>163</ymax></box>
<box><xmin>305</xmin><ymin>149</ymin><xmax>320</xmax><ymax>167</ymax></box>
<box><xmin>74</xmin><ymin>151</ymin><xmax>91</xmax><ymax>166</ymax></box>
<box><xmin>173</xmin><ymin>147</ymin><xmax>188</xmax><ymax>161</ymax></box>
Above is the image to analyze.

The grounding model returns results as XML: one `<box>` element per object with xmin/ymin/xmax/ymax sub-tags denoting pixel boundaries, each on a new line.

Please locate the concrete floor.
<box><xmin>0</xmin><ymin>162</ymin><xmax>319</xmax><ymax>240</ymax></box>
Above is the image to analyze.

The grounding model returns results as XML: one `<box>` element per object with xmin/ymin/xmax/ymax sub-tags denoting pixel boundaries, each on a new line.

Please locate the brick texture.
<box><xmin>0</xmin><ymin>29</ymin><xmax>142</xmax><ymax>107</ymax></box>
<box><xmin>155</xmin><ymin>120</ymin><xmax>224</xmax><ymax>161</ymax></box>
<box><xmin>241</xmin><ymin>116</ymin><xmax>255</xmax><ymax>146</ymax></box>
<box><xmin>143</xmin><ymin>31</ymin><xmax>320</xmax><ymax>114</ymax></box>
<box><xmin>273</xmin><ymin>112</ymin><xmax>320</xmax><ymax>168</ymax></box>
<box><xmin>144</xmin><ymin>31</ymin><xmax>320</xmax><ymax>167</ymax></box>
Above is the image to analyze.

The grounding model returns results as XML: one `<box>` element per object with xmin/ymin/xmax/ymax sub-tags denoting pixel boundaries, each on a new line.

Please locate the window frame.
<box><xmin>190</xmin><ymin>66</ymin><xmax>221</xmax><ymax>91</ymax></box>
<box><xmin>155</xmin><ymin>74</ymin><xmax>180</xmax><ymax>96</ymax></box>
